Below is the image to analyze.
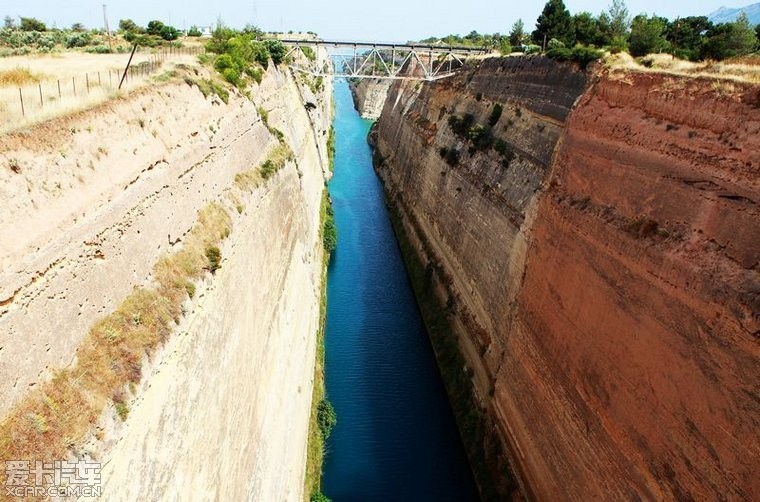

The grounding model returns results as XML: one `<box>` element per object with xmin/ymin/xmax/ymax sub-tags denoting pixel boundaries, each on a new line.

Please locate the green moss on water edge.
<box><xmin>304</xmin><ymin>188</ymin><xmax>337</xmax><ymax>502</ymax></box>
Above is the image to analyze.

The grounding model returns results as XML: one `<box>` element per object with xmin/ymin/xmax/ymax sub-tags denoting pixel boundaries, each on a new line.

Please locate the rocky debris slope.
<box><xmin>372</xmin><ymin>56</ymin><xmax>759</xmax><ymax>499</ymax></box>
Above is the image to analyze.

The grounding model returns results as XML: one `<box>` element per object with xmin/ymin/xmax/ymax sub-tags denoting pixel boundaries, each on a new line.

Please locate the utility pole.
<box><xmin>102</xmin><ymin>4</ymin><xmax>112</xmax><ymax>52</ymax></box>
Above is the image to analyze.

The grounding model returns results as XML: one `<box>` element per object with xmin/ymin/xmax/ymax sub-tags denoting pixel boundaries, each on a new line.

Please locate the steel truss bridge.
<box><xmin>280</xmin><ymin>39</ymin><xmax>488</xmax><ymax>81</ymax></box>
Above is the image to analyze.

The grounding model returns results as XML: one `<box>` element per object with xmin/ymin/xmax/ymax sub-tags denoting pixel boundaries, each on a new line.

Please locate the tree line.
<box><xmin>2</xmin><ymin>15</ymin><xmax>205</xmax><ymax>45</ymax></box>
<box><xmin>420</xmin><ymin>0</ymin><xmax>760</xmax><ymax>61</ymax></box>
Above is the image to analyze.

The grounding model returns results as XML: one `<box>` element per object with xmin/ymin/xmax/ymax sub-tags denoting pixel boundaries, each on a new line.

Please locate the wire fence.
<box><xmin>1</xmin><ymin>45</ymin><xmax>203</xmax><ymax>131</ymax></box>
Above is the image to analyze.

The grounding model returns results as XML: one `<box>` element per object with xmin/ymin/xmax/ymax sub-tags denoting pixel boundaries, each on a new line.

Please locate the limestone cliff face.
<box><xmin>350</xmin><ymin>78</ymin><xmax>391</xmax><ymax>119</ymax></box>
<box><xmin>0</xmin><ymin>60</ymin><xmax>332</xmax><ymax>499</ymax></box>
<box><xmin>373</xmin><ymin>56</ymin><xmax>759</xmax><ymax>500</ymax></box>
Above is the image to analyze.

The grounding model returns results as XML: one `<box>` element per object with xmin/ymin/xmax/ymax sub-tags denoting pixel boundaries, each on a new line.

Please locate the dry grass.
<box><xmin>235</xmin><ymin>142</ymin><xmax>295</xmax><ymax>191</ymax></box>
<box><xmin>0</xmin><ymin>51</ymin><xmax>201</xmax><ymax>135</ymax></box>
<box><xmin>605</xmin><ymin>52</ymin><xmax>760</xmax><ymax>85</ymax></box>
<box><xmin>0</xmin><ymin>68</ymin><xmax>43</xmax><ymax>87</ymax></box>
<box><xmin>0</xmin><ymin>203</ymin><xmax>231</xmax><ymax>465</ymax></box>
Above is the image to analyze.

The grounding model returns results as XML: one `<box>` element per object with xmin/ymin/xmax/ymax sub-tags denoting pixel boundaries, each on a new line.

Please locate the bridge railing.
<box><xmin>282</xmin><ymin>39</ymin><xmax>486</xmax><ymax>81</ymax></box>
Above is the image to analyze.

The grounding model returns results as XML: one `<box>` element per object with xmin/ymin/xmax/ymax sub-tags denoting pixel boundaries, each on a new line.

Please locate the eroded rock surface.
<box><xmin>373</xmin><ymin>56</ymin><xmax>760</xmax><ymax>499</ymax></box>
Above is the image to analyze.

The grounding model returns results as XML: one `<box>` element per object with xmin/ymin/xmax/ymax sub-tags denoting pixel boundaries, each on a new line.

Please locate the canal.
<box><xmin>321</xmin><ymin>79</ymin><xmax>478</xmax><ymax>501</ymax></box>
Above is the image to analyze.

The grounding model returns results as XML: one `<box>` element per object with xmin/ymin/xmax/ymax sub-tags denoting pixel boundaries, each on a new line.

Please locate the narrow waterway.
<box><xmin>322</xmin><ymin>80</ymin><xmax>478</xmax><ymax>501</ymax></box>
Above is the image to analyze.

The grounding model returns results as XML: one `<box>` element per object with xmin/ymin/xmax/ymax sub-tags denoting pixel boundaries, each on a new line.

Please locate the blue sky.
<box><xmin>0</xmin><ymin>0</ymin><xmax>744</xmax><ymax>41</ymax></box>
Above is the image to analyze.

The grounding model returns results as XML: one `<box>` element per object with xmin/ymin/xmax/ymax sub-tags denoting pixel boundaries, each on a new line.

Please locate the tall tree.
<box><xmin>3</xmin><ymin>15</ymin><xmax>15</xmax><ymax>30</ymax></box>
<box><xmin>533</xmin><ymin>0</ymin><xmax>575</xmax><ymax>48</ymax></box>
<box><xmin>573</xmin><ymin>12</ymin><xmax>601</xmax><ymax>46</ymax></box>
<box><xmin>608</xmin><ymin>0</ymin><xmax>631</xmax><ymax>38</ymax></box>
<box><xmin>119</xmin><ymin>18</ymin><xmax>141</xmax><ymax>33</ymax></box>
<box><xmin>146</xmin><ymin>20</ymin><xmax>165</xmax><ymax>36</ymax></box>
<box><xmin>509</xmin><ymin>19</ymin><xmax>526</xmax><ymax>47</ymax></box>
<box><xmin>19</xmin><ymin>17</ymin><xmax>46</xmax><ymax>31</ymax></box>
<box><xmin>629</xmin><ymin>14</ymin><xmax>670</xmax><ymax>56</ymax></box>
<box><xmin>701</xmin><ymin>13</ymin><xmax>758</xmax><ymax>60</ymax></box>
<box><xmin>666</xmin><ymin>16</ymin><xmax>713</xmax><ymax>60</ymax></box>
<box><xmin>595</xmin><ymin>12</ymin><xmax>614</xmax><ymax>46</ymax></box>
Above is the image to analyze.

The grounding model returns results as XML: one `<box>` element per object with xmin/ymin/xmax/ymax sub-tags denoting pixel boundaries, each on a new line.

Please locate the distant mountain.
<box><xmin>708</xmin><ymin>2</ymin><xmax>760</xmax><ymax>25</ymax></box>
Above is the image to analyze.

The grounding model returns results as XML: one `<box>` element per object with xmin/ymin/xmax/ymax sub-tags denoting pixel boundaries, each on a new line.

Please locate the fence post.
<box><xmin>119</xmin><ymin>43</ymin><xmax>138</xmax><ymax>90</ymax></box>
<box><xmin>19</xmin><ymin>88</ymin><xmax>24</xmax><ymax>117</ymax></box>
<box><xmin>109</xmin><ymin>69</ymin><xmax>112</xmax><ymax>86</ymax></box>
<box><xmin>98</xmin><ymin>72</ymin><xmax>101</xmax><ymax>85</ymax></box>
<box><xmin>86</xmin><ymin>73</ymin><xmax>90</xmax><ymax>93</ymax></box>
<box><xmin>57</xmin><ymin>79</ymin><xmax>61</xmax><ymax>99</ymax></box>
<box><xmin>73</xmin><ymin>77</ymin><xmax>76</xmax><ymax>96</ymax></box>
<box><xmin>39</xmin><ymin>83</ymin><xmax>43</xmax><ymax>107</ymax></box>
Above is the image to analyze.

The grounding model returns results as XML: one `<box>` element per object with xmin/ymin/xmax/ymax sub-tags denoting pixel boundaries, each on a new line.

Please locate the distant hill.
<box><xmin>708</xmin><ymin>2</ymin><xmax>760</xmax><ymax>25</ymax></box>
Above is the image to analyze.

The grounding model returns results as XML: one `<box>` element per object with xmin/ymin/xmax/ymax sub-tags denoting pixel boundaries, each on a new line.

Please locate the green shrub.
<box><xmin>468</xmin><ymin>124</ymin><xmax>493</xmax><ymax>150</ymax></box>
<box><xmin>205</xmin><ymin>246</ymin><xmax>222</xmax><ymax>273</ymax></box>
<box><xmin>571</xmin><ymin>45</ymin><xmax>603</xmax><ymax>68</ymax></box>
<box><xmin>258</xmin><ymin>107</ymin><xmax>269</xmax><ymax>126</ymax></box>
<box><xmin>546</xmin><ymin>46</ymin><xmax>573</xmax><ymax>61</ymax></box>
<box><xmin>327</xmin><ymin>126</ymin><xmax>335</xmax><ymax>172</ymax></box>
<box><xmin>211</xmin><ymin>82</ymin><xmax>229</xmax><ymax>104</ymax></box>
<box><xmin>115</xmin><ymin>402</ymin><xmax>129</xmax><ymax>421</ymax></box>
<box><xmin>260</xmin><ymin>160</ymin><xmax>278</xmax><ymax>179</ymax></box>
<box><xmin>187</xmin><ymin>26</ymin><xmax>202</xmax><ymax>37</ymax></box>
<box><xmin>215</xmin><ymin>54</ymin><xmax>234</xmax><ymax>71</ymax></box>
<box><xmin>65</xmin><ymin>32</ymin><xmax>92</xmax><ymax>48</ymax></box>
<box><xmin>205</xmin><ymin>28</ymin><xmax>271</xmax><ymax>87</ymax></box>
<box><xmin>488</xmin><ymin>103</ymin><xmax>503</xmax><ymax>126</ymax></box>
<box><xmin>494</xmin><ymin>138</ymin><xmax>516</xmax><ymax>167</ymax></box>
<box><xmin>84</xmin><ymin>45</ymin><xmax>112</xmax><ymax>54</ymax></box>
<box><xmin>316</xmin><ymin>399</ymin><xmax>337</xmax><ymax>440</ymax></box>
<box><xmin>322</xmin><ymin>200</ymin><xmax>337</xmax><ymax>253</ymax></box>
<box><xmin>547</xmin><ymin>44</ymin><xmax>602</xmax><ymax>68</ymax></box>
<box><xmin>524</xmin><ymin>44</ymin><xmax>542</xmax><ymax>54</ymax></box>
<box><xmin>118</xmin><ymin>19</ymin><xmax>141</xmax><ymax>33</ymax></box>
<box><xmin>301</xmin><ymin>46</ymin><xmax>316</xmax><ymax>61</ymax></box>
<box><xmin>184</xmin><ymin>282</ymin><xmax>196</xmax><ymax>298</ymax></box>
<box><xmin>221</xmin><ymin>67</ymin><xmax>241</xmax><ymax>86</ymax></box>
<box><xmin>264</xmin><ymin>39</ymin><xmax>286</xmax><ymax>65</ymax></box>
<box><xmin>445</xmin><ymin>148</ymin><xmax>460</xmax><ymax>166</ymax></box>
<box><xmin>608</xmin><ymin>35</ymin><xmax>628</xmax><ymax>54</ymax></box>
<box><xmin>310</xmin><ymin>492</ymin><xmax>331</xmax><ymax>502</ymax></box>
<box><xmin>447</xmin><ymin>113</ymin><xmax>474</xmax><ymax>137</ymax></box>
<box><xmin>248</xmin><ymin>67</ymin><xmax>263</xmax><ymax>84</ymax></box>
<box><xmin>159</xmin><ymin>25</ymin><xmax>180</xmax><ymax>41</ymax></box>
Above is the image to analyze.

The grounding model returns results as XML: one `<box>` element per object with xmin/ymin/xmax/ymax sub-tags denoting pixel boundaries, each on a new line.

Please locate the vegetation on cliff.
<box><xmin>204</xmin><ymin>25</ymin><xmax>286</xmax><ymax>88</ymax></box>
<box><xmin>0</xmin><ymin>203</ymin><xmax>232</xmax><ymax>465</ymax></box>
<box><xmin>445</xmin><ymin>110</ymin><xmax>517</xmax><ymax>167</ymax></box>
<box><xmin>327</xmin><ymin>126</ymin><xmax>336</xmax><ymax>172</ymax></box>
<box><xmin>304</xmin><ymin>191</ymin><xmax>338</xmax><ymax>502</ymax></box>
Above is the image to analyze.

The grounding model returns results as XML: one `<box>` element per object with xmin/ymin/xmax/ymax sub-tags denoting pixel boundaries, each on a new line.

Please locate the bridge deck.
<box><xmin>279</xmin><ymin>38</ymin><xmax>488</xmax><ymax>54</ymax></box>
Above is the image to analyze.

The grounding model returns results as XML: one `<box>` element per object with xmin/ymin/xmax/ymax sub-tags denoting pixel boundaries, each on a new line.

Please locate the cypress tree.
<box><xmin>533</xmin><ymin>0</ymin><xmax>576</xmax><ymax>48</ymax></box>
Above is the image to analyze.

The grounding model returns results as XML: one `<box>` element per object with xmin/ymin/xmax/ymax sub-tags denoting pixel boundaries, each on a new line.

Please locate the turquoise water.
<box><xmin>321</xmin><ymin>79</ymin><xmax>478</xmax><ymax>501</ymax></box>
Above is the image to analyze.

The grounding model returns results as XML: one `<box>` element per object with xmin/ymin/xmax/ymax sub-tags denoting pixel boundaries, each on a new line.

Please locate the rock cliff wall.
<box><xmin>350</xmin><ymin>78</ymin><xmax>391</xmax><ymax>119</ymax></box>
<box><xmin>0</xmin><ymin>59</ymin><xmax>332</xmax><ymax>499</ymax></box>
<box><xmin>372</xmin><ymin>56</ymin><xmax>759</xmax><ymax>499</ymax></box>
